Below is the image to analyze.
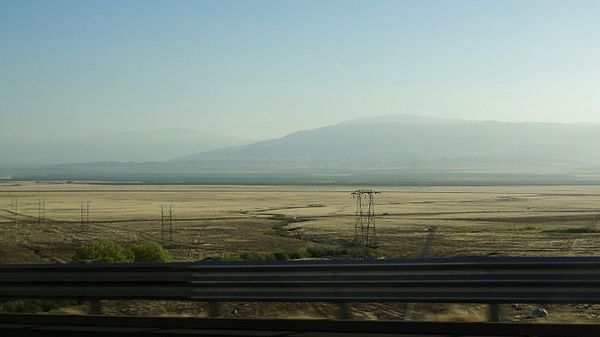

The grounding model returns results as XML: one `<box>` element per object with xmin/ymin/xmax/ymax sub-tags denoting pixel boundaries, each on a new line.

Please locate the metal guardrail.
<box><xmin>1</xmin><ymin>314</ymin><xmax>600</xmax><ymax>337</ymax></box>
<box><xmin>1</xmin><ymin>256</ymin><xmax>600</xmax><ymax>304</ymax></box>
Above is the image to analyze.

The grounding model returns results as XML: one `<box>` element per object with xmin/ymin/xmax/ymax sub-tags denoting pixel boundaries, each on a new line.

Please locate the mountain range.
<box><xmin>5</xmin><ymin>115</ymin><xmax>600</xmax><ymax>184</ymax></box>
<box><xmin>174</xmin><ymin>115</ymin><xmax>600</xmax><ymax>171</ymax></box>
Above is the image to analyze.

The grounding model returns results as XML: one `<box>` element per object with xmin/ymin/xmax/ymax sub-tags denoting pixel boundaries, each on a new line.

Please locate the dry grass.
<box><xmin>2</xmin><ymin>181</ymin><xmax>600</xmax><ymax>322</ymax></box>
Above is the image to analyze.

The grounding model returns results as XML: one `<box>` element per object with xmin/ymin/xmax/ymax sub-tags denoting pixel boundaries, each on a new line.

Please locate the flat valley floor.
<box><xmin>2</xmin><ymin>182</ymin><xmax>600</xmax><ymax>322</ymax></box>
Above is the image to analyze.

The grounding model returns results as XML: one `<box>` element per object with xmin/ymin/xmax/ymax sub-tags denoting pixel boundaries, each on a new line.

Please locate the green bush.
<box><xmin>288</xmin><ymin>249</ymin><xmax>310</xmax><ymax>259</ymax></box>
<box><xmin>0</xmin><ymin>299</ymin><xmax>78</xmax><ymax>313</ymax></box>
<box><xmin>131</xmin><ymin>242</ymin><xmax>171</xmax><ymax>263</ymax></box>
<box><xmin>209</xmin><ymin>245</ymin><xmax>382</xmax><ymax>262</ymax></box>
<box><xmin>273</xmin><ymin>251</ymin><xmax>290</xmax><ymax>260</ymax></box>
<box><xmin>543</xmin><ymin>227</ymin><xmax>600</xmax><ymax>234</ymax></box>
<box><xmin>73</xmin><ymin>241</ymin><xmax>134</xmax><ymax>263</ymax></box>
<box><xmin>307</xmin><ymin>245</ymin><xmax>346</xmax><ymax>257</ymax></box>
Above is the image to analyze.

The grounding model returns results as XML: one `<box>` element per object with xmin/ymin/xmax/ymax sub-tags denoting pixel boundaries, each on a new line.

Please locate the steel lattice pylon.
<box><xmin>351</xmin><ymin>189</ymin><xmax>380</xmax><ymax>252</ymax></box>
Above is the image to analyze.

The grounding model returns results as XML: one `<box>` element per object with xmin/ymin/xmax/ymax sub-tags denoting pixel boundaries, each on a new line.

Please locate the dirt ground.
<box><xmin>2</xmin><ymin>181</ymin><xmax>600</xmax><ymax>323</ymax></box>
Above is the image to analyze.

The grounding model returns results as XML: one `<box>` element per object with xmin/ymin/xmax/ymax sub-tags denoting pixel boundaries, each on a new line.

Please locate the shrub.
<box><xmin>288</xmin><ymin>249</ymin><xmax>310</xmax><ymax>259</ymax></box>
<box><xmin>239</xmin><ymin>252</ymin><xmax>275</xmax><ymax>261</ymax></box>
<box><xmin>73</xmin><ymin>241</ymin><xmax>134</xmax><ymax>263</ymax></box>
<box><xmin>0</xmin><ymin>299</ymin><xmax>78</xmax><ymax>313</ymax></box>
<box><xmin>307</xmin><ymin>245</ymin><xmax>346</xmax><ymax>257</ymax></box>
<box><xmin>273</xmin><ymin>251</ymin><xmax>290</xmax><ymax>260</ymax></box>
<box><xmin>131</xmin><ymin>242</ymin><xmax>171</xmax><ymax>263</ymax></box>
<box><xmin>74</xmin><ymin>241</ymin><xmax>172</xmax><ymax>263</ymax></box>
<box><xmin>543</xmin><ymin>227</ymin><xmax>600</xmax><ymax>234</ymax></box>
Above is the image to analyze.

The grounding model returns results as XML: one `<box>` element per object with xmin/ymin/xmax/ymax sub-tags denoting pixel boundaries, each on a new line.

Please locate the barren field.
<box><xmin>2</xmin><ymin>181</ymin><xmax>600</xmax><ymax>322</ymax></box>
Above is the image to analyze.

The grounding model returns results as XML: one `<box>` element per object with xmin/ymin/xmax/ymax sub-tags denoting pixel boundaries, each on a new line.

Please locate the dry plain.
<box><xmin>2</xmin><ymin>181</ymin><xmax>600</xmax><ymax>322</ymax></box>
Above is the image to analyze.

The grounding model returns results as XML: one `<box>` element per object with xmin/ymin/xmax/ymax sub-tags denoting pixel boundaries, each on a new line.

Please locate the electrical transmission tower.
<box><xmin>80</xmin><ymin>201</ymin><xmax>90</xmax><ymax>232</ymax></box>
<box><xmin>38</xmin><ymin>200</ymin><xmax>45</xmax><ymax>225</ymax></box>
<box><xmin>160</xmin><ymin>204</ymin><xmax>174</xmax><ymax>247</ymax></box>
<box><xmin>351</xmin><ymin>189</ymin><xmax>380</xmax><ymax>253</ymax></box>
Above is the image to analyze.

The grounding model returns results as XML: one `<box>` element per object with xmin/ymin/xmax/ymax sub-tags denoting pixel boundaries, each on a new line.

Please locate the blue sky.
<box><xmin>1</xmin><ymin>0</ymin><xmax>599</xmax><ymax>140</ymax></box>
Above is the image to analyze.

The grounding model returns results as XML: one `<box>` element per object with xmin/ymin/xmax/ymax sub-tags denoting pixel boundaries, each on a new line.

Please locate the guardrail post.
<box><xmin>403</xmin><ymin>303</ymin><xmax>413</xmax><ymax>320</ymax></box>
<box><xmin>339</xmin><ymin>302</ymin><xmax>351</xmax><ymax>319</ymax></box>
<box><xmin>488</xmin><ymin>304</ymin><xmax>500</xmax><ymax>322</ymax></box>
<box><xmin>208</xmin><ymin>302</ymin><xmax>221</xmax><ymax>318</ymax></box>
<box><xmin>89</xmin><ymin>300</ymin><xmax>102</xmax><ymax>315</ymax></box>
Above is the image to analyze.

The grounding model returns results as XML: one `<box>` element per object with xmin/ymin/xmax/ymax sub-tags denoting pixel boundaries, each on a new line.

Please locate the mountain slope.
<box><xmin>175</xmin><ymin>115</ymin><xmax>600</xmax><ymax>171</ymax></box>
<box><xmin>11</xmin><ymin>115</ymin><xmax>600</xmax><ymax>185</ymax></box>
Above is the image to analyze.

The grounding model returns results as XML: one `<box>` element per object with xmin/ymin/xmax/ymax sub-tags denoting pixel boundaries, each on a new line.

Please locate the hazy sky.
<box><xmin>1</xmin><ymin>0</ymin><xmax>599</xmax><ymax>141</ymax></box>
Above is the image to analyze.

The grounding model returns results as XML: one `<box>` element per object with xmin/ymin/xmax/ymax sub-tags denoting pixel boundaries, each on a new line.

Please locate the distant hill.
<box><xmin>175</xmin><ymin>115</ymin><xmax>600</xmax><ymax>172</ymax></box>
<box><xmin>0</xmin><ymin>129</ymin><xmax>248</xmax><ymax>167</ymax></box>
<box><xmin>9</xmin><ymin>115</ymin><xmax>600</xmax><ymax>185</ymax></box>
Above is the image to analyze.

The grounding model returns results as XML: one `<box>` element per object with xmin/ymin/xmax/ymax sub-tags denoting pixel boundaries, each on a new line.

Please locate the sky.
<box><xmin>1</xmin><ymin>0</ymin><xmax>600</xmax><ymax>141</ymax></box>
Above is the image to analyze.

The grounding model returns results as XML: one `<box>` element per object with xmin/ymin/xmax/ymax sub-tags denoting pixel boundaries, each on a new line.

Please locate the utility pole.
<box><xmin>161</xmin><ymin>205</ymin><xmax>165</xmax><ymax>244</ymax></box>
<box><xmin>38</xmin><ymin>200</ymin><xmax>46</xmax><ymax>225</ymax></box>
<box><xmin>81</xmin><ymin>202</ymin><xmax>84</xmax><ymax>232</ymax></box>
<box><xmin>169</xmin><ymin>204</ymin><xmax>173</xmax><ymax>247</ymax></box>
<box><xmin>12</xmin><ymin>197</ymin><xmax>18</xmax><ymax>225</ymax></box>
<box><xmin>80</xmin><ymin>201</ymin><xmax>90</xmax><ymax>232</ymax></box>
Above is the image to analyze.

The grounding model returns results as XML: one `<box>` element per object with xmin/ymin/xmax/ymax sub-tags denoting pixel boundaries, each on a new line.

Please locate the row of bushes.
<box><xmin>542</xmin><ymin>226</ymin><xmax>600</xmax><ymax>234</ymax></box>
<box><xmin>73</xmin><ymin>241</ymin><xmax>171</xmax><ymax>263</ymax></box>
<box><xmin>218</xmin><ymin>245</ymin><xmax>380</xmax><ymax>261</ymax></box>
<box><xmin>0</xmin><ymin>299</ymin><xmax>78</xmax><ymax>314</ymax></box>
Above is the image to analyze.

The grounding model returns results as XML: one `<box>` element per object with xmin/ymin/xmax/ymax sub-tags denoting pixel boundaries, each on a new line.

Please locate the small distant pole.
<box><xmin>80</xmin><ymin>202</ymin><xmax>84</xmax><ymax>232</ymax></box>
<box><xmin>12</xmin><ymin>197</ymin><xmax>18</xmax><ymax>225</ymax></box>
<box><xmin>80</xmin><ymin>201</ymin><xmax>90</xmax><ymax>232</ymax></box>
<box><xmin>169</xmin><ymin>204</ymin><xmax>173</xmax><ymax>247</ymax></box>
<box><xmin>160</xmin><ymin>205</ymin><xmax>165</xmax><ymax>244</ymax></box>
<box><xmin>38</xmin><ymin>200</ymin><xmax>46</xmax><ymax>225</ymax></box>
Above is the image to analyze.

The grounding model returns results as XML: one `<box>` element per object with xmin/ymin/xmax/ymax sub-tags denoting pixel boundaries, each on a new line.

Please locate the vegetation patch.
<box><xmin>509</xmin><ymin>226</ymin><xmax>539</xmax><ymax>232</ymax></box>
<box><xmin>131</xmin><ymin>242</ymin><xmax>171</xmax><ymax>263</ymax></box>
<box><xmin>542</xmin><ymin>227</ymin><xmax>600</xmax><ymax>234</ymax></box>
<box><xmin>0</xmin><ymin>240</ymin><xmax>170</xmax><ymax>315</ymax></box>
<box><xmin>74</xmin><ymin>241</ymin><xmax>134</xmax><ymax>263</ymax></box>
<box><xmin>213</xmin><ymin>244</ymin><xmax>381</xmax><ymax>261</ymax></box>
<box><xmin>74</xmin><ymin>241</ymin><xmax>171</xmax><ymax>263</ymax></box>
<box><xmin>0</xmin><ymin>299</ymin><xmax>78</xmax><ymax>314</ymax></box>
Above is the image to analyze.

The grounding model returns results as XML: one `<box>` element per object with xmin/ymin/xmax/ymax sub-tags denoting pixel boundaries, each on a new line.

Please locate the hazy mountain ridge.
<box><xmin>175</xmin><ymin>115</ymin><xmax>600</xmax><ymax>171</ymax></box>
<box><xmin>8</xmin><ymin>115</ymin><xmax>600</xmax><ymax>184</ymax></box>
<box><xmin>0</xmin><ymin>129</ymin><xmax>249</xmax><ymax>167</ymax></box>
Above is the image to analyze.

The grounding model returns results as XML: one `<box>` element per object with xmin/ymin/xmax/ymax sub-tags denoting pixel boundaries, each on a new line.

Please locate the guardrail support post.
<box><xmin>403</xmin><ymin>303</ymin><xmax>413</xmax><ymax>321</ymax></box>
<box><xmin>339</xmin><ymin>302</ymin><xmax>351</xmax><ymax>319</ymax></box>
<box><xmin>89</xmin><ymin>300</ymin><xmax>102</xmax><ymax>315</ymax></box>
<box><xmin>208</xmin><ymin>302</ymin><xmax>221</xmax><ymax>318</ymax></box>
<box><xmin>488</xmin><ymin>304</ymin><xmax>500</xmax><ymax>322</ymax></box>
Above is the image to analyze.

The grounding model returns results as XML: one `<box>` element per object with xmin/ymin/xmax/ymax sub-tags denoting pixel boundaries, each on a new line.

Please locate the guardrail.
<box><xmin>1</xmin><ymin>256</ymin><xmax>600</xmax><ymax>320</ymax></box>
<box><xmin>2</xmin><ymin>314</ymin><xmax>600</xmax><ymax>337</ymax></box>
